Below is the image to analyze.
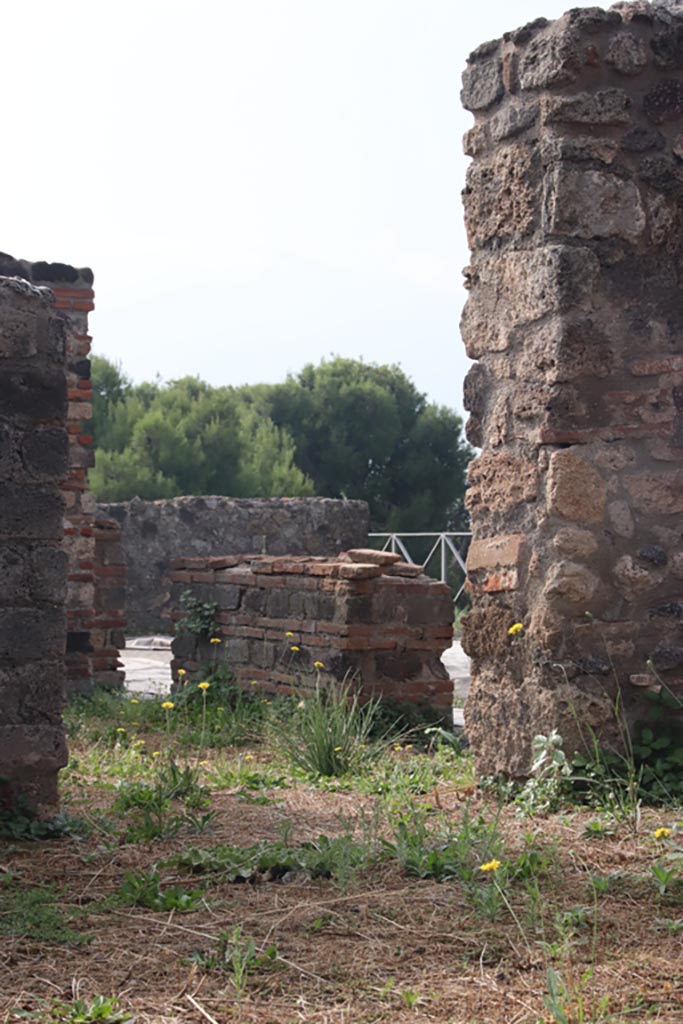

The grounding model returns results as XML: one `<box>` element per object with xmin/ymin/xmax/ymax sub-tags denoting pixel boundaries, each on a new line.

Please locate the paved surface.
<box><xmin>120</xmin><ymin>636</ymin><xmax>471</xmax><ymax>724</ymax></box>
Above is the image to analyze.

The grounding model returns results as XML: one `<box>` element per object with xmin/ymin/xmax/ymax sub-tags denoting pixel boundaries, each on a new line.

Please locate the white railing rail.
<box><xmin>368</xmin><ymin>531</ymin><xmax>472</xmax><ymax>605</ymax></box>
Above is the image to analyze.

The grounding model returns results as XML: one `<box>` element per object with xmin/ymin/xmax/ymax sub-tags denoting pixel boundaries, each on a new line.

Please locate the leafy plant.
<box><xmin>113</xmin><ymin>759</ymin><xmax>211</xmax><ymax>841</ymax></box>
<box><xmin>0</xmin><ymin>809</ymin><xmax>89</xmax><ymax>842</ymax></box>
<box><xmin>119</xmin><ymin>869</ymin><xmax>204</xmax><ymax>912</ymax></box>
<box><xmin>175</xmin><ymin>589</ymin><xmax>218</xmax><ymax>639</ymax></box>
<box><xmin>14</xmin><ymin>996</ymin><xmax>132</xmax><ymax>1024</ymax></box>
<box><xmin>191</xmin><ymin>925</ymin><xmax>278</xmax><ymax>997</ymax></box>
<box><xmin>169</xmin><ymin>833</ymin><xmax>379</xmax><ymax>885</ymax></box>
<box><xmin>383</xmin><ymin>805</ymin><xmax>503</xmax><ymax>884</ymax></box>
<box><xmin>516</xmin><ymin>731</ymin><xmax>572</xmax><ymax>816</ymax></box>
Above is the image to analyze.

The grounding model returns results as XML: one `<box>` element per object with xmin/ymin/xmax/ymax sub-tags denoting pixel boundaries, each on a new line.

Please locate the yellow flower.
<box><xmin>130</xmin><ymin>698</ymin><xmax>139</xmax><ymax>705</ymax></box>
<box><xmin>152</xmin><ymin>751</ymin><xmax>161</xmax><ymax>758</ymax></box>
<box><xmin>250</xmin><ymin>680</ymin><xmax>258</xmax><ymax>686</ymax></box>
<box><xmin>285</xmin><ymin>631</ymin><xmax>294</xmax><ymax>638</ymax></box>
<box><xmin>217</xmin><ymin>706</ymin><xmax>224</xmax><ymax>711</ymax></box>
<box><xmin>161</xmin><ymin>701</ymin><xmax>174</xmax><ymax>710</ymax></box>
<box><xmin>177</xmin><ymin>668</ymin><xmax>187</xmax><ymax>676</ymax></box>
<box><xmin>245</xmin><ymin>754</ymin><xmax>254</xmax><ymax>761</ymax></box>
<box><xmin>290</xmin><ymin>645</ymin><xmax>300</xmax><ymax>652</ymax></box>
<box><xmin>334</xmin><ymin>746</ymin><xmax>343</xmax><ymax>752</ymax></box>
<box><xmin>210</xmin><ymin>637</ymin><xmax>222</xmax><ymax>644</ymax></box>
<box><xmin>134</xmin><ymin>739</ymin><xmax>145</xmax><ymax>747</ymax></box>
<box><xmin>199</xmin><ymin>760</ymin><xmax>208</xmax><ymax>766</ymax></box>
<box><xmin>198</xmin><ymin>681</ymin><xmax>210</xmax><ymax>691</ymax></box>
<box><xmin>116</xmin><ymin>727</ymin><xmax>126</xmax><ymax>733</ymax></box>
<box><xmin>507</xmin><ymin>623</ymin><xmax>524</xmax><ymax>636</ymax></box>
<box><xmin>655</xmin><ymin>827</ymin><xmax>672</xmax><ymax>840</ymax></box>
<box><xmin>479</xmin><ymin>859</ymin><xmax>501</xmax><ymax>872</ymax></box>
<box><xmin>393</xmin><ymin>743</ymin><xmax>401</xmax><ymax>751</ymax></box>
<box><xmin>314</xmin><ymin>660</ymin><xmax>324</xmax><ymax>669</ymax></box>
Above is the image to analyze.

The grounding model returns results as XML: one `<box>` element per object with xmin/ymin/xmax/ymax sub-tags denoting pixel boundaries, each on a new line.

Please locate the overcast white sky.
<box><xmin>3</xmin><ymin>0</ymin><xmax>598</xmax><ymax>415</ymax></box>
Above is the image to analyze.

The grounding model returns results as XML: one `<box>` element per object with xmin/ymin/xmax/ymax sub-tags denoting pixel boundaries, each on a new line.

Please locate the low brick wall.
<box><xmin>170</xmin><ymin>551</ymin><xmax>454</xmax><ymax>712</ymax></box>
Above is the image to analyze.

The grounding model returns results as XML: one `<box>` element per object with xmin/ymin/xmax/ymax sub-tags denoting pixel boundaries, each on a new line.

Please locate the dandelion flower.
<box><xmin>393</xmin><ymin>743</ymin><xmax>402</xmax><ymax>751</ymax></box>
<box><xmin>116</xmin><ymin>727</ymin><xmax>126</xmax><ymax>733</ymax></box>
<box><xmin>285</xmin><ymin>631</ymin><xmax>294</xmax><ymax>638</ymax></box>
<box><xmin>152</xmin><ymin>751</ymin><xmax>161</xmax><ymax>758</ymax></box>
<box><xmin>198</xmin><ymin>681</ymin><xmax>210</xmax><ymax>691</ymax></box>
<box><xmin>290</xmin><ymin>645</ymin><xmax>300</xmax><ymax>652</ymax></box>
<box><xmin>655</xmin><ymin>827</ymin><xmax>672</xmax><ymax>839</ymax></box>
<box><xmin>177</xmin><ymin>668</ymin><xmax>187</xmax><ymax>676</ymax></box>
<box><xmin>314</xmin><ymin>660</ymin><xmax>324</xmax><ymax>669</ymax></box>
<box><xmin>130</xmin><ymin>698</ymin><xmax>139</xmax><ymax>705</ymax></box>
<box><xmin>199</xmin><ymin>760</ymin><xmax>208</xmax><ymax>766</ymax></box>
<box><xmin>479</xmin><ymin>859</ymin><xmax>501</xmax><ymax>872</ymax></box>
<box><xmin>245</xmin><ymin>754</ymin><xmax>254</xmax><ymax>761</ymax></box>
<box><xmin>161</xmin><ymin>701</ymin><xmax>174</xmax><ymax>710</ymax></box>
<box><xmin>507</xmin><ymin>623</ymin><xmax>524</xmax><ymax>636</ymax></box>
<box><xmin>210</xmin><ymin>637</ymin><xmax>222</xmax><ymax>644</ymax></box>
<box><xmin>250</xmin><ymin>680</ymin><xmax>258</xmax><ymax>686</ymax></box>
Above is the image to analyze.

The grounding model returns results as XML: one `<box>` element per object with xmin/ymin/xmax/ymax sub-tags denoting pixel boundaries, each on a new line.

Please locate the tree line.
<box><xmin>90</xmin><ymin>355</ymin><xmax>471</xmax><ymax>531</ymax></box>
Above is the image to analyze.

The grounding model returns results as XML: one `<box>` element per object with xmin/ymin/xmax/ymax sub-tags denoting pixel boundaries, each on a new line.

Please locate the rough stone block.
<box><xmin>544</xmin><ymin>168</ymin><xmax>646</xmax><ymax>243</ymax></box>
<box><xmin>0</xmin><ymin>607</ymin><xmax>65</xmax><ymax>661</ymax></box>
<box><xmin>467</xmin><ymin>534</ymin><xmax>526</xmax><ymax>573</ymax></box>
<box><xmin>0</xmin><ymin>367</ymin><xmax>66</xmax><ymax>423</ymax></box>
<box><xmin>542</xmin><ymin>89</ymin><xmax>632</xmax><ymax>125</ymax></box>
<box><xmin>0</xmin><ymin>484</ymin><xmax>64</xmax><ymax>540</ymax></box>
<box><xmin>547</xmin><ymin>450</ymin><xmax>607</xmax><ymax>523</ymax></box>
<box><xmin>461</xmin><ymin>54</ymin><xmax>504</xmax><ymax>111</ymax></box>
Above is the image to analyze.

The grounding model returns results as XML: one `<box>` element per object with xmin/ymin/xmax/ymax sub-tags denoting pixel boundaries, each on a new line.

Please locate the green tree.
<box><xmin>248</xmin><ymin>357</ymin><xmax>471</xmax><ymax>530</ymax></box>
<box><xmin>89</xmin><ymin>361</ymin><xmax>313</xmax><ymax>502</ymax></box>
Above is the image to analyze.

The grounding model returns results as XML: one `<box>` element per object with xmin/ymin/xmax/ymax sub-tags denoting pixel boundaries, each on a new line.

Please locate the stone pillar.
<box><xmin>0</xmin><ymin>254</ymin><xmax>125</xmax><ymax>696</ymax></box>
<box><xmin>460</xmin><ymin>3</ymin><xmax>683</xmax><ymax>776</ymax></box>
<box><xmin>0</xmin><ymin>278</ymin><xmax>68</xmax><ymax>813</ymax></box>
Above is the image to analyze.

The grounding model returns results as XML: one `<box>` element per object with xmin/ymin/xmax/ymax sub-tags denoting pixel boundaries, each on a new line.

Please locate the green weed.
<box><xmin>0</xmin><ymin>877</ymin><xmax>90</xmax><ymax>945</ymax></box>
<box><xmin>191</xmin><ymin>925</ymin><xmax>278</xmax><ymax>997</ymax></box>
<box><xmin>118</xmin><ymin>868</ymin><xmax>205</xmax><ymax>912</ymax></box>
<box><xmin>13</xmin><ymin>996</ymin><xmax>132</xmax><ymax>1024</ymax></box>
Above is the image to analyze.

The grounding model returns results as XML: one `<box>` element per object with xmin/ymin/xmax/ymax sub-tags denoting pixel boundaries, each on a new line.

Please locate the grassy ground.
<box><xmin>1</xmin><ymin>682</ymin><xmax>682</xmax><ymax>1024</ymax></box>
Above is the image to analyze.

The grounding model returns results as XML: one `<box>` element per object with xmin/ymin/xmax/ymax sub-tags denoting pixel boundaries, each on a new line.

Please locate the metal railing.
<box><xmin>368</xmin><ymin>532</ymin><xmax>472</xmax><ymax>605</ymax></box>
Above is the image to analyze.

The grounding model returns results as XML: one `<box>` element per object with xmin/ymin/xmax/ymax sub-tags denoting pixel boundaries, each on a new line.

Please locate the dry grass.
<box><xmin>2</xmin><ymin>739</ymin><xmax>683</xmax><ymax>1024</ymax></box>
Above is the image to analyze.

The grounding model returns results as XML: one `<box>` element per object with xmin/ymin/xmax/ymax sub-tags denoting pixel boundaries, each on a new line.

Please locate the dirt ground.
<box><xmin>2</xmin><ymin>753</ymin><xmax>683</xmax><ymax>1024</ymax></box>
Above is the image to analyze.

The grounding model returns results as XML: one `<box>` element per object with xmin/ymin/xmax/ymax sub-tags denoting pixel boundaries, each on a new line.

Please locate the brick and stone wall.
<box><xmin>0</xmin><ymin>254</ymin><xmax>125</xmax><ymax>696</ymax></box>
<box><xmin>0</xmin><ymin>277</ymin><xmax>69</xmax><ymax>813</ymax></box>
<box><xmin>102</xmin><ymin>496</ymin><xmax>370</xmax><ymax>634</ymax></box>
<box><xmin>460</xmin><ymin>3</ymin><xmax>683</xmax><ymax>776</ymax></box>
<box><xmin>169</xmin><ymin>550</ymin><xmax>453</xmax><ymax>712</ymax></box>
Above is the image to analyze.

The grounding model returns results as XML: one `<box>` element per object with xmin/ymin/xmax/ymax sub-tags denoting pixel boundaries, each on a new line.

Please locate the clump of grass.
<box><xmin>271</xmin><ymin>680</ymin><xmax>384</xmax><ymax>778</ymax></box>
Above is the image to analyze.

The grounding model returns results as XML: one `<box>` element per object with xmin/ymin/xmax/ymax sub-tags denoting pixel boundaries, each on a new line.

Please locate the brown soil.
<box><xmin>1</xmin><ymin>752</ymin><xmax>682</xmax><ymax>1024</ymax></box>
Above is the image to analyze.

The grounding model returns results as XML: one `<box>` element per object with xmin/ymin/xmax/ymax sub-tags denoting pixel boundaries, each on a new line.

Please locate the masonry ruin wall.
<box><xmin>461</xmin><ymin>2</ymin><xmax>683</xmax><ymax>776</ymax></box>
<box><xmin>0</xmin><ymin>278</ymin><xmax>69</xmax><ymax>813</ymax></box>
<box><xmin>0</xmin><ymin>254</ymin><xmax>126</xmax><ymax>696</ymax></box>
<box><xmin>170</xmin><ymin>551</ymin><xmax>454</xmax><ymax>713</ymax></box>
<box><xmin>102</xmin><ymin>496</ymin><xmax>370</xmax><ymax>633</ymax></box>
